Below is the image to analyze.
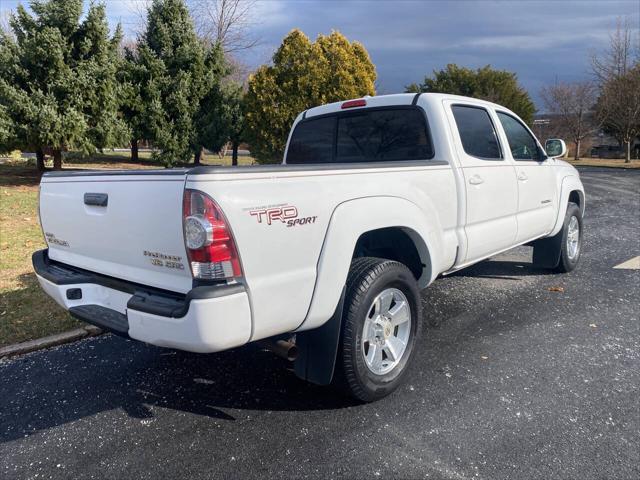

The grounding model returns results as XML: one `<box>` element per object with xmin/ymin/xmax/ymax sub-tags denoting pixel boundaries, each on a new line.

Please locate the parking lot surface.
<box><xmin>1</xmin><ymin>167</ymin><xmax>639</xmax><ymax>479</ymax></box>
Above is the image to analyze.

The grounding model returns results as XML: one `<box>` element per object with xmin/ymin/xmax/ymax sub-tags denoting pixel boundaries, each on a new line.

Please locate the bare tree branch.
<box><xmin>590</xmin><ymin>16</ymin><xmax>640</xmax><ymax>162</ymax></box>
<box><xmin>128</xmin><ymin>0</ymin><xmax>153</xmax><ymax>40</ymax></box>
<box><xmin>189</xmin><ymin>0</ymin><xmax>259</xmax><ymax>53</ymax></box>
<box><xmin>591</xmin><ymin>16</ymin><xmax>639</xmax><ymax>85</ymax></box>
<box><xmin>596</xmin><ymin>66</ymin><xmax>640</xmax><ymax>162</ymax></box>
<box><xmin>1</xmin><ymin>8</ymin><xmax>14</xmax><ymax>38</ymax></box>
<box><xmin>540</xmin><ymin>82</ymin><xmax>598</xmax><ymax>160</ymax></box>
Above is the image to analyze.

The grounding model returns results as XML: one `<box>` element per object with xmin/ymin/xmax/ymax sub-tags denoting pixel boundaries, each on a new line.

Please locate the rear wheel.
<box><xmin>335</xmin><ymin>257</ymin><xmax>422</xmax><ymax>402</ymax></box>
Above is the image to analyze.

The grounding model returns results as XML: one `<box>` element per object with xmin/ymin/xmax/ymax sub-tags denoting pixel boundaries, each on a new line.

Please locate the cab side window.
<box><xmin>451</xmin><ymin>105</ymin><xmax>502</xmax><ymax>160</ymax></box>
<box><xmin>497</xmin><ymin>112</ymin><xmax>541</xmax><ymax>161</ymax></box>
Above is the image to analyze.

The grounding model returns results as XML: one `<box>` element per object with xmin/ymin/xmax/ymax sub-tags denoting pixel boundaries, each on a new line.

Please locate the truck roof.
<box><xmin>303</xmin><ymin>92</ymin><xmax>505</xmax><ymax>120</ymax></box>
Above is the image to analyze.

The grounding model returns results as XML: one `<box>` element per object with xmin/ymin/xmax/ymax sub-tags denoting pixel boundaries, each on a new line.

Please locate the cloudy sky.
<box><xmin>2</xmin><ymin>0</ymin><xmax>639</xmax><ymax>108</ymax></box>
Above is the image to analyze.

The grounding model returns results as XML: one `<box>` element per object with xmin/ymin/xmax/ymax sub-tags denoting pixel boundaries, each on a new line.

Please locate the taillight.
<box><xmin>182</xmin><ymin>189</ymin><xmax>242</xmax><ymax>280</ymax></box>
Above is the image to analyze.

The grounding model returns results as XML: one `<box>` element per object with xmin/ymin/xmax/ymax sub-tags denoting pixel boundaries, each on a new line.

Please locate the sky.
<box><xmin>2</xmin><ymin>0</ymin><xmax>639</xmax><ymax>108</ymax></box>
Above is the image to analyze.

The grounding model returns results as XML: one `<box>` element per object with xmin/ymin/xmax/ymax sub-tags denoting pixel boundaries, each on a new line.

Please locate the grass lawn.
<box><xmin>0</xmin><ymin>152</ymin><xmax>255</xmax><ymax>347</ymax></box>
<box><xmin>65</xmin><ymin>150</ymin><xmax>256</xmax><ymax>169</ymax></box>
<box><xmin>0</xmin><ymin>164</ymin><xmax>81</xmax><ymax>347</ymax></box>
<box><xmin>567</xmin><ymin>157</ymin><xmax>640</xmax><ymax>169</ymax></box>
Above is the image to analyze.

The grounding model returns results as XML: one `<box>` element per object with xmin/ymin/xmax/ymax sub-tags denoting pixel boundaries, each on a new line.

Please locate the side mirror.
<box><xmin>545</xmin><ymin>139</ymin><xmax>567</xmax><ymax>158</ymax></box>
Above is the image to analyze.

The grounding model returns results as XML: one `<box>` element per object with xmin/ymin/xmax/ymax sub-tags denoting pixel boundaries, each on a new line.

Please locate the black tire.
<box><xmin>553</xmin><ymin>202</ymin><xmax>583</xmax><ymax>273</ymax></box>
<box><xmin>334</xmin><ymin>257</ymin><xmax>422</xmax><ymax>402</ymax></box>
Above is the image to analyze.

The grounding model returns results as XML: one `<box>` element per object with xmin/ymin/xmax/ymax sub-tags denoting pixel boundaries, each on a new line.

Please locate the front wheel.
<box><xmin>335</xmin><ymin>257</ymin><xmax>422</xmax><ymax>402</ymax></box>
<box><xmin>554</xmin><ymin>202</ymin><xmax>583</xmax><ymax>273</ymax></box>
<box><xmin>532</xmin><ymin>202</ymin><xmax>583</xmax><ymax>272</ymax></box>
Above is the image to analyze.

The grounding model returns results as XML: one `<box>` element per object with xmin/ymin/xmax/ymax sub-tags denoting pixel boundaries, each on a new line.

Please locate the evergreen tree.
<box><xmin>407</xmin><ymin>64</ymin><xmax>536</xmax><ymax>125</ymax></box>
<box><xmin>136</xmin><ymin>0</ymin><xmax>227</xmax><ymax>166</ymax></box>
<box><xmin>245</xmin><ymin>29</ymin><xmax>376</xmax><ymax>163</ymax></box>
<box><xmin>223</xmin><ymin>81</ymin><xmax>245</xmax><ymax>166</ymax></box>
<box><xmin>118</xmin><ymin>45</ymin><xmax>147</xmax><ymax>162</ymax></box>
<box><xmin>315</xmin><ymin>31</ymin><xmax>376</xmax><ymax>105</ymax></box>
<box><xmin>0</xmin><ymin>0</ymin><xmax>126</xmax><ymax>170</ymax></box>
<box><xmin>192</xmin><ymin>43</ymin><xmax>230</xmax><ymax>164</ymax></box>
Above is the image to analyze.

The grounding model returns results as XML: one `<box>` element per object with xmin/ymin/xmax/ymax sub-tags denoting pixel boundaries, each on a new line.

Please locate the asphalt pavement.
<box><xmin>1</xmin><ymin>167</ymin><xmax>639</xmax><ymax>480</ymax></box>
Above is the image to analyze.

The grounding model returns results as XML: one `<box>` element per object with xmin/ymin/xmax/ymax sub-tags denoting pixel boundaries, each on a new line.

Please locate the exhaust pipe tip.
<box><xmin>281</xmin><ymin>341</ymin><xmax>298</xmax><ymax>362</ymax></box>
<box><xmin>261</xmin><ymin>339</ymin><xmax>298</xmax><ymax>362</ymax></box>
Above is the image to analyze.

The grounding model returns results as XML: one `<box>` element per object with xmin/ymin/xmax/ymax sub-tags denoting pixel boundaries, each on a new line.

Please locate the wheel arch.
<box><xmin>568</xmin><ymin>189</ymin><xmax>584</xmax><ymax>212</ymax></box>
<box><xmin>550</xmin><ymin>176</ymin><xmax>585</xmax><ymax>236</ymax></box>
<box><xmin>296</xmin><ymin>196</ymin><xmax>442</xmax><ymax>333</ymax></box>
<box><xmin>353</xmin><ymin>226</ymin><xmax>433</xmax><ymax>285</ymax></box>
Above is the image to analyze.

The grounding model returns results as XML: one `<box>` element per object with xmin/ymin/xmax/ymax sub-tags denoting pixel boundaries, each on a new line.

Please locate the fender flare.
<box><xmin>550</xmin><ymin>175</ymin><xmax>585</xmax><ymax>236</ymax></box>
<box><xmin>296</xmin><ymin>195</ymin><xmax>444</xmax><ymax>333</ymax></box>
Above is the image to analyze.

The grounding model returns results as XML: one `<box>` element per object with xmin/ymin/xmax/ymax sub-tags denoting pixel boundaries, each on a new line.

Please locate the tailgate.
<box><xmin>39</xmin><ymin>170</ymin><xmax>192</xmax><ymax>293</ymax></box>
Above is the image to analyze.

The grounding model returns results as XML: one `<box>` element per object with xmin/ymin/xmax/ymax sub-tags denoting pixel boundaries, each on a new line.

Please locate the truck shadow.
<box><xmin>0</xmin><ymin>337</ymin><xmax>362</xmax><ymax>443</ymax></box>
<box><xmin>450</xmin><ymin>259</ymin><xmax>549</xmax><ymax>280</ymax></box>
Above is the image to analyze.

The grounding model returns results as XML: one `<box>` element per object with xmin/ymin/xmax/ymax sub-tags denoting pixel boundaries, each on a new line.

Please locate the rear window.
<box><xmin>286</xmin><ymin>107</ymin><xmax>433</xmax><ymax>164</ymax></box>
<box><xmin>285</xmin><ymin>116</ymin><xmax>334</xmax><ymax>164</ymax></box>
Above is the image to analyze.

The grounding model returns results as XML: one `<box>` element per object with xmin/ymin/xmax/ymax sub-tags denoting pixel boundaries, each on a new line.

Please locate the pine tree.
<box><xmin>192</xmin><ymin>43</ymin><xmax>230</xmax><ymax>164</ymax></box>
<box><xmin>223</xmin><ymin>82</ymin><xmax>245</xmax><ymax>166</ymax></box>
<box><xmin>119</xmin><ymin>45</ymin><xmax>148</xmax><ymax>162</ymax></box>
<box><xmin>136</xmin><ymin>0</ymin><xmax>227</xmax><ymax>166</ymax></box>
<box><xmin>0</xmin><ymin>0</ymin><xmax>126</xmax><ymax>170</ymax></box>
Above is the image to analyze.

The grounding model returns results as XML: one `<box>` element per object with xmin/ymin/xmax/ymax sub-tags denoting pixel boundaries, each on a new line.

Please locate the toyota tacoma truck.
<box><xmin>33</xmin><ymin>93</ymin><xmax>585</xmax><ymax>402</ymax></box>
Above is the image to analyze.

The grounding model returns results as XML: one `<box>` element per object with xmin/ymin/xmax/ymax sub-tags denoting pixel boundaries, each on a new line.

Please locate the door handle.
<box><xmin>84</xmin><ymin>193</ymin><xmax>108</xmax><ymax>207</ymax></box>
<box><xmin>468</xmin><ymin>174</ymin><xmax>484</xmax><ymax>185</ymax></box>
<box><xmin>518</xmin><ymin>172</ymin><xmax>528</xmax><ymax>181</ymax></box>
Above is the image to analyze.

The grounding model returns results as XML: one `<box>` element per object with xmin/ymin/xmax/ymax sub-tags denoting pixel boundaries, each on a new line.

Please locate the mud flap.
<box><xmin>294</xmin><ymin>287</ymin><xmax>345</xmax><ymax>386</ymax></box>
<box><xmin>532</xmin><ymin>231</ymin><xmax>562</xmax><ymax>269</ymax></box>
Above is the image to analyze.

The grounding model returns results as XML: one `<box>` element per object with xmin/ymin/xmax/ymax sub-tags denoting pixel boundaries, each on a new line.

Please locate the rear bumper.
<box><xmin>33</xmin><ymin>250</ymin><xmax>252</xmax><ymax>353</ymax></box>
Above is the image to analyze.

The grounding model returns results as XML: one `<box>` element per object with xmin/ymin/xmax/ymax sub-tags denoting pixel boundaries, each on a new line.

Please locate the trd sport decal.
<box><xmin>247</xmin><ymin>204</ymin><xmax>317</xmax><ymax>227</ymax></box>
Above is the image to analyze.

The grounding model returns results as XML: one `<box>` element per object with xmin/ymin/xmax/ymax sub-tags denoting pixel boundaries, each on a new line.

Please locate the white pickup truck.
<box><xmin>34</xmin><ymin>93</ymin><xmax>585</xmax><ymax>401</ymax></box>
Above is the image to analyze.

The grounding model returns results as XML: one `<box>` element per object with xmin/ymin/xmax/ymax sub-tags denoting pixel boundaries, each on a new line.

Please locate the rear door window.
<box><xmin>286</xmin><ymin>107</ymin><xmax>433</xmax><ymax>164</ymax></box>
<box><xmin>451</xmin><ymin>105</ymin><xmax>502</xmax><ymax>160</ymax></box>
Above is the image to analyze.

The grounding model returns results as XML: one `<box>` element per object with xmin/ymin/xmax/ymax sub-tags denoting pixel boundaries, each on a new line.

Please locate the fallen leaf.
<box><xmin>548</xmin><ymin>286</ymin><xmax>564</xmax><ymax>292</ymax></box>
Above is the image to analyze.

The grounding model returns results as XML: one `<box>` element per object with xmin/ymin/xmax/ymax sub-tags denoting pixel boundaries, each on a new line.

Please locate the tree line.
<box><xmin>540</xmin><ymin>19</ymin><xmax>639</xmax><ymax>162</ymax></box>
<box><xmin>0</xmin><ymin>0</ymin><xmax>251</xmax><ymax>169</ymax></box>
<box><xmin>406</xmin><ymin>19</ymin><xmax>640</xmax><ymax>163</ymax></box>
<box><xmin>0</xmin><ymin>0</ymin><xmax>378</xmax><ymax>169</ymax></box>
<box><xmin>0</xmin><ymin>0</ymin><xmax>535</xmax><ymax>169</ymax></box>
<box><xmin>1</xmin><ymin>1</ymin><xmax>635</xmax><ymax>168</ymax></box>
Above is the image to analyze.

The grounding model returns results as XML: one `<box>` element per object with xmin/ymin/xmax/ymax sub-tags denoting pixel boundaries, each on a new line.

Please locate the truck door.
<box><xmin>495</xmin><ymin>111</ymin><xmax>557</xmax><ymax>242</ymax></box>
<box><xmin>447</xmin><ymin>102</ymin><xmax>519</xmax><ymax>263</ymax></box>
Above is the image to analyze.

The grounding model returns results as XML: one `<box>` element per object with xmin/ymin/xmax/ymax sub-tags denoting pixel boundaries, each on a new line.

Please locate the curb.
<box><xmin>571</xmin><ymin>164</ymin><xmax>640</xmax><ymax>170</ymax></box>
<box><xmin>0</xmin><ymin>325</ymin><xmax>103</xmax><ymax>359</ymax></box>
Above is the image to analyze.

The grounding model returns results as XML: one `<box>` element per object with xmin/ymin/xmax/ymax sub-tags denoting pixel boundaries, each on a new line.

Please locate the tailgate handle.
<box><xmin>84</xmin><ymin>193</ymin><xmax>108</xmax><ymax>207</ymax></box>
